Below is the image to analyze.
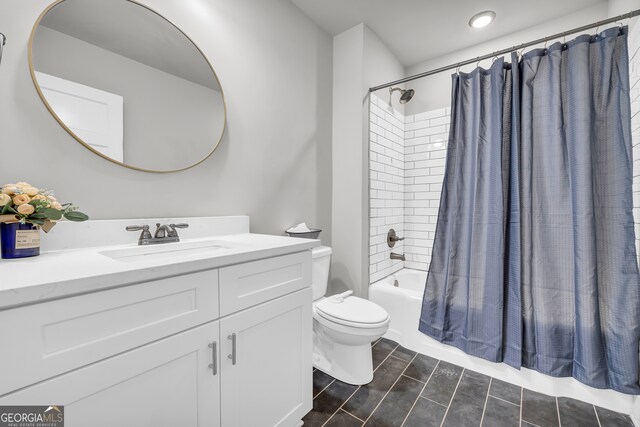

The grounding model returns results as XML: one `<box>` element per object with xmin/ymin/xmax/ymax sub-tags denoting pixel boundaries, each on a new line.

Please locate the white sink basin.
<box><xmin>100</xmin><ymin>240</ymin><xmax>239</xmax><ymax>262</ymax></box>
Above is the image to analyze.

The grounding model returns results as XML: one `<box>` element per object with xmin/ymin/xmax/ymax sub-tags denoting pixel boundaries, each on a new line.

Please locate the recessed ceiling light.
<box><xmin>469</xmin><ymin>11</ymin><xmax>496</xmax><ymax>29</ymax></box>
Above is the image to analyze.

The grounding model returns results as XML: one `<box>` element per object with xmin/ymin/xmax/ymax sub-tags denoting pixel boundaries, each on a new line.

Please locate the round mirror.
<box><xmin>29</xmin><ymin>0</ymin><xmax>226</xmax><ymax>172</ymax></box>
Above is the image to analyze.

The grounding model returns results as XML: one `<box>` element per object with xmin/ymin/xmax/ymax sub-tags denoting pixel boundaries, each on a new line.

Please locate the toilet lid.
<box><xmin>316</xmin><ymin>296</ymin><xmax>389</xmax><ymax>325</ymax></box>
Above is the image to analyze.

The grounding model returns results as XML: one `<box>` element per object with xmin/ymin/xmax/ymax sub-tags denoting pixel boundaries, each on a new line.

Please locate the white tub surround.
<box><xmin>369</xmin><ymin>95</ymin><xmax>450</xmax><ymax>283</ymax></box>
<box><xmin>370</xmin><ymin>269</ymin><xmax>636</xmax><ymax>417</ymax></box>
<box><xmin>369</xmin><ymin>97</ymin><xmax>405</xmax><ymax>282</ymax></box>
<box><xmin>0</xmin><ymin>216</ymin><xmax>318</xmax><ymax>427</ymax></box>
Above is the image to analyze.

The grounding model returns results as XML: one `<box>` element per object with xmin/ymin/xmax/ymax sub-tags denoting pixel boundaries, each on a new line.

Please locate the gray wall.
<box><xmin>331</xmin><ymin>25</ymin><xmax>364</xmax><ymax>295</ymax></box>
<box><xmin>404</xmin><ymin>3</ymin><xmax>609</xmax><ymax>115</ymax></box>
<box><xmin>33</xmin><ymin>26</ymin><xmax>225</xmax><ymax>171</ymax></box>
<box><xmin>331</xmin><ymin>24</ymin><xmax>404</xmax><ymax>297</ymax></box>
<box><xmin>0</xmin><ymin>0</ymin><xmax>333</xmax><ymax>243</ymax></box>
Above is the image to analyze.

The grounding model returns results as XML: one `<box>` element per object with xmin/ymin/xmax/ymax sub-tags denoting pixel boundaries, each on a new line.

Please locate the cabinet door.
<box><xmin>0</xmin><ymin>322</ymin><xmax>221</xmax><ymax>427</ymax></box>
<box><xmin>220</xmin><ymin>288</ymin><xmax>312</xmax><ymax>427</ymax></box>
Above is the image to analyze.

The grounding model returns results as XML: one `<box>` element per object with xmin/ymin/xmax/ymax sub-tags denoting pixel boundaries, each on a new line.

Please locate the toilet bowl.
<box><xmin>311</xmin><ymin>246</ymin><xmax>390</xmax><ymax>385</ymax></box>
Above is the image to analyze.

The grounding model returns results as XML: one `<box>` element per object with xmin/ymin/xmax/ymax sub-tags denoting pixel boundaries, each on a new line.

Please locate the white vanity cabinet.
<box><xmin>220</xmin><ymin>288</ymin><xmax>311</xmax><ymax>427</ymax></box>
<box><xmin>0</xmin><ymin>250</ymin><xmax>313</xmax><ymax>427</ymax></box>
<box><xmin>0</xmin><ymin>321</ymin><xmax>222</xmax><ymax>427</ymax></box>
<box><xmin>218</xmin><ymin>251</ymin><xmax>312</xmax><ymax>427</ymax></box>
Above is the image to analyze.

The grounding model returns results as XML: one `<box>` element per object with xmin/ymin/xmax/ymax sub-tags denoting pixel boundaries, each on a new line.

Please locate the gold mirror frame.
<box><xmin>28</xmin><ymin>0</ymin><xmax>227</xmax><ymax>173</ymax></box>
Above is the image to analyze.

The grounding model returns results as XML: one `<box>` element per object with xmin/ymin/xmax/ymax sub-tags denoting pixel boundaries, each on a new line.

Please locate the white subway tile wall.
<box><xmin>369</xmin><ymin>95</ymin><xmax>406</xmax><ymax>284</ymax></box>
<box><xmin>403</xmin><ymin>108</ymin><xmax>450</xmax><ymax>272</ymax></box>
<box><xmin>370</xmin><ymin>28</ymin><xmax>640</xmax><ymax>284</ymax></box>
<box><xmin>369</xmin><ymin>94</ymin><xmax>450</xmax><ymax>283</ymax></box>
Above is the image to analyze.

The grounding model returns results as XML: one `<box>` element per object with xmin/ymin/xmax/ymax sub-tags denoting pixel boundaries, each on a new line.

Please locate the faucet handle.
<box><xmin>387</xmin><ymin>229</ymin><xmax>404</xmax><ymax>248</ymax></box>
<box><xmin>126</xmin><ymin>225</ymin><xmax>149</xmax><ymax>232</ymax></box>
<box><xmin>167</xmin><ymin>223</ymin><xmax>188</xmax><ymax>239</ymax></box>
<box><xmin>126</xmin><ymin>225</ymin><xmax>152</xmax><ymax>244</ymax></box>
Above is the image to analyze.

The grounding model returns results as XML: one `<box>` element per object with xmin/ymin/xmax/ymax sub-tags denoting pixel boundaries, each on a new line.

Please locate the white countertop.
<box><xmin>0</xmin><ymin>232</ymin><xmax>320</xmax><ymax>310</ymax></box>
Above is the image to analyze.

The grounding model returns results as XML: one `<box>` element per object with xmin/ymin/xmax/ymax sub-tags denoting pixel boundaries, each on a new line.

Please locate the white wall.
<box><xmin>609</xmin><ymin>0</ymin><xmax>640</xmax><ymax>17</ymax></box>
<box><xmin>331</xmin><ymin>24</ymin><xmax>365</xmax><ymax>295</ymax></box>
<box><xmin>404</xmin><ymin>3</ymin><xmax>609</xmax><ymax>114</ymax></box>
<box><xmin>331</xmin><ymin>24</ymin><xmax>404</xmax><ymax>296</ymax></box>
<box><xmin>0</xmin><ymin>0</ymin><xmax>333</xmax><ymax>242</ymax></box>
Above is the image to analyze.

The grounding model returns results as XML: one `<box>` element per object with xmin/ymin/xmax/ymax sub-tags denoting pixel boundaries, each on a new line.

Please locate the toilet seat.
<box><xmin>315</xmin><ymin>296</ymin><xmax>389</xmax><ymax>329</ymax></box>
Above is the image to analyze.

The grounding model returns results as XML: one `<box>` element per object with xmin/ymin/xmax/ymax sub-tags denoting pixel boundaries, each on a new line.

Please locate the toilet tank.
<box><xmin>311</xmin><ymin>246</ymin><xmax>332</xmax><ymax>300</ymax></box>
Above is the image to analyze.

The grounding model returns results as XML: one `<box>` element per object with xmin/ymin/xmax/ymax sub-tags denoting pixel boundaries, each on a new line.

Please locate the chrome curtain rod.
<box><xmin>369</xmin><ymin>9</ymin><xmax>640</xmax><ymax>92</ymax></box>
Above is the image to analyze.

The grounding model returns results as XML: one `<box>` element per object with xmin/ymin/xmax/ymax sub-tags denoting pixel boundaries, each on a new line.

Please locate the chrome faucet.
<box><xmin>154</xmin><ymin>223</ymin><xmax>174</xmax><ymax>239</ymax></box>
<box><xmin>127</xmin><ymin>223</ymin><xmax>189</xmax><ymax>245</ymax></box>
<box><xmin>125</xmin><ymin>224</ymin><xmax>152</xmax><ymax>245</ymax></box>
<box><xmin>390</xmin><ymin>252</ymin><xmax>405</xmax><ymax>261</ymax></box>
<box><xmin>387</xmin><ymin>229</ymin><xmax>404</xmax><ymax>248</ymax></box>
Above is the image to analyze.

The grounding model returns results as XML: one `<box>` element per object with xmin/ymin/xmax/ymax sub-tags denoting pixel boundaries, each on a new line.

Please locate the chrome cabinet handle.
<box><xmin>228</xmin><ymin>333</ymin><xmax>237</xmax><ymax>365</ymax></box>
<box><xmin>208</xmin><ymin>341</ymin><xmax>217</xmax><ymax>375</ymax></box>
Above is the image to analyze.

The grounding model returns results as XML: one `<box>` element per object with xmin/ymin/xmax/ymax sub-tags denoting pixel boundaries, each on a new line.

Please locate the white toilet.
<box><xmin>311</xmin><ymin>246</ymin><xmax>390</xmax><ymax>385</ymax></box>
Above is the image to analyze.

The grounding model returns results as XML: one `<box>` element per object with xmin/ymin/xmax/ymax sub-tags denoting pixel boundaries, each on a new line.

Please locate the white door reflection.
<box><xmin>35</xmin><ymin>71</ymin><xmax>123</xmax><ymax>162</ymax></box>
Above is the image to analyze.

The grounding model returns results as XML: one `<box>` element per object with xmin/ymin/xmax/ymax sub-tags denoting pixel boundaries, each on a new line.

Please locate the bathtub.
<box><xmin>370</xmin><ymin>268</ymin><xmax>636</xmax><ymax>416</ymax></box>
<box><xmin>369</xmin><ymin>269</ymin><xmax>426</xmax><ymax>347</ymax></box>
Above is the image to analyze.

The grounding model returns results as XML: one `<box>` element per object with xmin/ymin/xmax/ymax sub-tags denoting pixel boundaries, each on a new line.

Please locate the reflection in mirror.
<box><xmin>30</xmin><ymin>0</ymin><xmax>226</xmax><ymax>172</ymax></box>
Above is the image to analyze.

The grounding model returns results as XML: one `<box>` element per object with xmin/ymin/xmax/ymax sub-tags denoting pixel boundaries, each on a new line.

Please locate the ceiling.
<box><xmin>39</xmin><ymin>0</ymin><xmax>220</xmax><ymax>90</ymax></box>
<box><xmin>290</xmin><ymin>0</ymin><xmax>606</xmax><ymax>67</ymax></box>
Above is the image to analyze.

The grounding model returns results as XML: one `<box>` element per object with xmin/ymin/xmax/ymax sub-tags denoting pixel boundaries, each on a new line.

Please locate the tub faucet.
<box><xmin>390</xmin><ymin>252</ymin><xmax>405</xmax><ymax>261</ymax></box>
<box><xmin>387</xmin><ymin>229</ymin><xmax>404</xmax><ymax>248</ymax></box>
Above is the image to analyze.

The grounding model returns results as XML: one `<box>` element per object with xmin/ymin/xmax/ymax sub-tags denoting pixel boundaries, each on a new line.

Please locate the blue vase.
<box><xmin>1</xmin><ymin>222</ymin><xmax>40</xmax><ymax>259</ymax></box>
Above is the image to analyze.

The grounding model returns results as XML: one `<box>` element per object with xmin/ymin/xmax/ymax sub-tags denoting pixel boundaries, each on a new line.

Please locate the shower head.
<box><xmin>400</xmin><ymin>89</ymin><xmax>415</xmax><ymax>103</ymax></box>
<box><xmin>389</xmin><ymin>87</ymin><xmax>415</xmax><ymax>104</ymax></box>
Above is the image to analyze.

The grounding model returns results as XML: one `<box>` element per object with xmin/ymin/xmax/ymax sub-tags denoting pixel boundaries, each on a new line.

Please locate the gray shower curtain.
<box><xmin>419</xmin><ymin>26</ymin><xmax>640</xmax><ymax>394</ymax></box>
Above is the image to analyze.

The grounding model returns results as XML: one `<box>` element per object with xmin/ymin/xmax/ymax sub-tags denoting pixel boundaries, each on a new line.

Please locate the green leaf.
<box><xmin>29</xmin><ymin>213</ymin><xmax>48</xmax><ymax>220</ymax></box>
<box><xmin>28</xmin><ymin>218</ymin><xmax>45</xmax><ymax>225</ymax></box>
<box><xmin>63</xmin><ymin>211</ymin><xmax>89</xmax><ymax>222</ymax></box>
<box><xmin>1</xmin><ymin>204</ymin><xmax>16</xmax><ymax>215</ymax></box>
<box><xmin>42</xmin><ymin>208</ymin><xmax>63</xmax><ymax>221</ymax></box>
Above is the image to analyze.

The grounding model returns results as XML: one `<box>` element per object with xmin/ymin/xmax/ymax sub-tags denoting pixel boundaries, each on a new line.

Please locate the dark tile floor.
<box><xmin>303</xmin><ymin>338</ymin><xmax>634</xmax><ymax>427</ymax></box>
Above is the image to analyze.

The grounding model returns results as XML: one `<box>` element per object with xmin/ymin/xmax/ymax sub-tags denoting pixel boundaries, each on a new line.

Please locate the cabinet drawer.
<box><xmin>0</xmin><ymin>269</ymin><xmax>218</xmax><ymax>396</ymax></box>
<box><xmin>219</xmin><ymin>251</ymin><xmax>311</xmax><ymax>316</ymax></box>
